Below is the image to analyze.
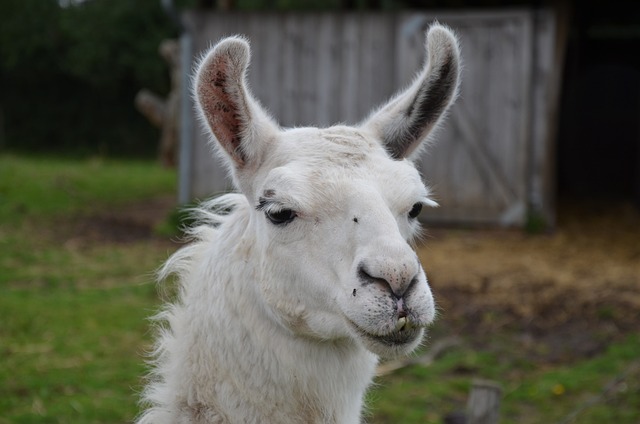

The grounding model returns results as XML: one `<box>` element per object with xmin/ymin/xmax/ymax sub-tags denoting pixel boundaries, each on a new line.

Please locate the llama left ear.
<box><xmin>194</xmin><ymin>36</ymin><xmax>279</xmax><ymax>170</ymax></box>
<box><xmin>363</xmin><ymin>24</ymin><xmax>461</xmax><ymax>160</ymax></box>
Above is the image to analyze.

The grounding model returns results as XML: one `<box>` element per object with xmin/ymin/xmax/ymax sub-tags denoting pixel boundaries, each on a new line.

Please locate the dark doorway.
<box><xmin>557</xmin><ymin>4</ymin><xmax>640</xmax><ymax>205</ymax></box>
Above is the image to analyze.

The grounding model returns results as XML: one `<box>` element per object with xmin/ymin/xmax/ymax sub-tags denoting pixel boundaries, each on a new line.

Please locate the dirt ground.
<box><xmin>421</xmin><ymin>201</ymin><xmax>640</xmax><ymax>362</ymax></box>
<box><xmin>65</xmin><ymin>197</ymin><xmax>640</xmax><ymax>363</ymax></box>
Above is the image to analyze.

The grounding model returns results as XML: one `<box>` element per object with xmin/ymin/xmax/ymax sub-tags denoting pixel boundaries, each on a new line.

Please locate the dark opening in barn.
<box><xmin>557</xmin><ymin>4</ymin><xmax>640</xmax><ymax>207</ymax></box>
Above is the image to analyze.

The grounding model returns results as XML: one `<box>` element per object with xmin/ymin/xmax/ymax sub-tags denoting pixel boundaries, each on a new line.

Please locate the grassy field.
<box><xmin>0</xmin><ymin>155</ymin><xmax>174</xmax><ymax>423</ymax></box>
<box><xmin>1</xmin><ymin>154</ymin><xmax>638</xmax><ymax>423</ymax></box>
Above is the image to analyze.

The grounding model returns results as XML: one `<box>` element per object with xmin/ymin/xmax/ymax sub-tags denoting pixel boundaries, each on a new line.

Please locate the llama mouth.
<box><xmin>363</xmin><ymin>327</ymin><xmax>423</xmax><ymax>347</ymax></box>
<box><xmin>350</xmin><ymin>320</ymin><xmax>423</xmax><ymax>348</ymax></box>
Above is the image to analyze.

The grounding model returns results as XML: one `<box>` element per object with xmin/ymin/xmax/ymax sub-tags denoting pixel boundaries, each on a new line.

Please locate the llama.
<box><xmin>138</xmin><ymin>23</ymin><xmax>460</xmax><ymax>424</ymax></box>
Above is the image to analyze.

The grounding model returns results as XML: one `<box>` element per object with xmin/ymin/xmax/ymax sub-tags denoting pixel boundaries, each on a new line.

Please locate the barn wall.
<box><xmin>181</xmin><ymin>9</ymin><xmax>558</xmax><ymax>227</ymax></box>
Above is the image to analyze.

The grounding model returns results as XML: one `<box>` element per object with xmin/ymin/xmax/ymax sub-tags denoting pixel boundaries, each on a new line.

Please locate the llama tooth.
<box><xmin>396</xmin><ymin>317</ymin><xmax>407</xmax><ymax>331</ymax></box>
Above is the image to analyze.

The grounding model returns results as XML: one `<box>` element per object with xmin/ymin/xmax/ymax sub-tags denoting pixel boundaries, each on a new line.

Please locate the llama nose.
<box><xmin>357</xmin><ymin>256</ymin><xmax>420</xmax><ymax>299</ymax></box>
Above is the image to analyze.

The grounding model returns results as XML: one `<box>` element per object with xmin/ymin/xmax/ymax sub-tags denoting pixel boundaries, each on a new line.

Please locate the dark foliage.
<box><xmin>0</xmin><ymin>0</ymin><xmax>175</xmax><ymax>157</ymax></box>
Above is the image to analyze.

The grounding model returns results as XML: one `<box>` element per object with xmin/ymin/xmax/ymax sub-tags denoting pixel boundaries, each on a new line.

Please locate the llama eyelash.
<box><xmin>255</xmin><ymin>197</ymin><xmax>289</xmax><ymax>213</ymax></box>
<box><xmin>422</xmin><ymin>197</ymin><xmax>439</xmax><ymax>208</ymax></box>
<box><xmin>255</xmin><ymin>197</ymin><xmax>271</xmax><ymax>211</ymax></box>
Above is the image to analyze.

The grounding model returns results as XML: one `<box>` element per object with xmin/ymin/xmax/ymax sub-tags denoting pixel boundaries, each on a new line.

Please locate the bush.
<box><xmin>0</xmin><ymin>0</ymin><xmax>176</xmax><ymax>157</ymax></box>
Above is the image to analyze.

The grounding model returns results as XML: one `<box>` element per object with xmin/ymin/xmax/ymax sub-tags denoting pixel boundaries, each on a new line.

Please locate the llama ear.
<box><xmin>194</xmin><ymin>36</ymin><xmax>278</xmax><ymax>169</ymax></box>
<box><xmin>363</xmin><ymin>24</ymin><xmax>461</xmax><ymax>160</ymax></box>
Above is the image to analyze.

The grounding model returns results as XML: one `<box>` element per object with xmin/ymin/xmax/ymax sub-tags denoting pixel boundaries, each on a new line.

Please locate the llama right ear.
<box><xmin>362</xmin><ymin>24</ymin><xmax>461</xmax><ymax>160</ymax></box>
<box><xmin>194</xmin><ymin>37</ymin><xmax>278</xmax><ymax>170</ymax></box>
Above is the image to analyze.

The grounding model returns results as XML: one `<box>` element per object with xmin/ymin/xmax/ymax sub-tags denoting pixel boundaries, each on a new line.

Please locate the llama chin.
<box><xmin>138</xmin><ymin>23</ymin><xmax>461</xmax><ymax>424</ymax></box>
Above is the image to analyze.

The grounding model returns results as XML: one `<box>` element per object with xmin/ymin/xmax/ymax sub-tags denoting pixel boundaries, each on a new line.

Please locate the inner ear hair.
<box><xmin>195</xmin><ymin>37</ymin><xmax>252</xmax><ymax>167</ymax></box>
<box><xmin>364</xmin><ymin>23</ymin><xmax>461</xmax><ymax>161</ymax></box>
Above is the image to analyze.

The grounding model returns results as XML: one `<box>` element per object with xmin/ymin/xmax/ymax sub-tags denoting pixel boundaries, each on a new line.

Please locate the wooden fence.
<box><xmin>180</xmin><ymin>9</ymin><xmax>560</xmax><ymax>227</ymax></box>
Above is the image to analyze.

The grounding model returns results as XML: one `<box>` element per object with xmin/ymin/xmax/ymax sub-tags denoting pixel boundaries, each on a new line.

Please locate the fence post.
<box><xmin>466</xmin><ymin>379</ymin><xmax>502</xmax><ymax>424</ymax></box>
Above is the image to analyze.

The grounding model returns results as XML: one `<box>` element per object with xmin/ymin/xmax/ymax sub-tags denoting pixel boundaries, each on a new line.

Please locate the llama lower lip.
<box><xmin>352</xmin><ymin>323</ymin><xmax>422</xmax><ymax>347</ymax></box>
<box><xmin>367</xmin><ymin>328</ymin><xmax>421</xmax><ymax>347</ymax></box>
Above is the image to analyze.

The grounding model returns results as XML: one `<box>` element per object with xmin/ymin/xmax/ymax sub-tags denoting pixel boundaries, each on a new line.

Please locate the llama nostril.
<box><xmin>357</xmin><ymin>264</ymin><xmax>387</xmax><ymax>287</ymax></box>
<box><xmin>357</xmin><ymin>265</ymin><xmax>371</xmax><ymax>282</ymax></box>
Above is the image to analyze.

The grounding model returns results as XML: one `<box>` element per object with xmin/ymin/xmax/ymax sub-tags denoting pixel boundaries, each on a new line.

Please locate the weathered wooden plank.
<box><xmin>281</xmin><ymin>14</ymin><xmax>299</xmax><ymax>127</ymax></box>
<box><xmin>299</xmin><ymin>15</ymin><xmax>320</xmax><ymax>126</ymax></box>
<box><xmin>246</xmin><ymin>15</ymin><xmax>272</xmax><ymax>113</ymax></box>
<box><xmin>316</xmin><ymin>13</ymin><xmax>338</xmax><ymax>127</ymax></box>
<box><xmin>510</xmin><ymin>12</ymin><xmax>533</xmax><ymax>225</ymax></box>
<box><xmin>340</xmin><ymin>14</ymin><xmax>361</xmax><ymax>125</ymax></box>
<box><xmin>361</xmin><ymin>14</ymin><xmax>396</xmax><ymax>118</ymax></box>
<box><xmin>529</xmin><ymin>8</ymin><xmax>564</xmax><ymax>228</ymax></box>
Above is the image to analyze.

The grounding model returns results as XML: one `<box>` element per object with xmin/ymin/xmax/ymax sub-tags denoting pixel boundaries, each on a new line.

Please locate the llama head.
<box><xmin>194</xmin><ymin>24</ymin><xmax>460</xmax><ymax>358</ymax></box>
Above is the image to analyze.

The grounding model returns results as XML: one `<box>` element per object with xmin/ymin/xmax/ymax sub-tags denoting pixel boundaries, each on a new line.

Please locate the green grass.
<box><xmin>0</xmin><ymin>154</ymin><xmax>176</xmax><ymax>423</ymax></box>
<box><xmin>1</xmin><ymin>154</ymin><xmax>639</xmax><ymax>423</ymax></box>
<box><xmin>0</xmin><ymin>154</ymin><xmax>177</xmax><ymax>287</ymax></box>
<box><xmin>369</xmin><ymin>336</ymin><xmax>640</xmax><ymax>423</ymax></box>
<box><xmin>0</xmin><ymin>154</ymin><xmax>175</xmax><ymax>222</ymax></box>
<box><xmin>0</xmin><ymin>285</ymin><xmax>157</xmax><ymax>424</ymax></box>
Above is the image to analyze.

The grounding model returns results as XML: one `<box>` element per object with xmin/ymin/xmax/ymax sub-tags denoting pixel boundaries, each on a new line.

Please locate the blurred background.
<box><xmin>1</xmin><ymin>0</ymin><xmax>638</xmax><ymax>423</ymax></box>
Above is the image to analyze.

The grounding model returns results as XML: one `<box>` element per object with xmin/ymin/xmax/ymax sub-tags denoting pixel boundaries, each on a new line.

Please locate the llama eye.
<box><xmin>265</xmin><ymin>209</ymin><xmax>296</xmax><ymax>225</ymax></box>
<box><xmin>408</xmin><ymin>202</ymin><xmax>423</xmax><ymax>219</ymax></box>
